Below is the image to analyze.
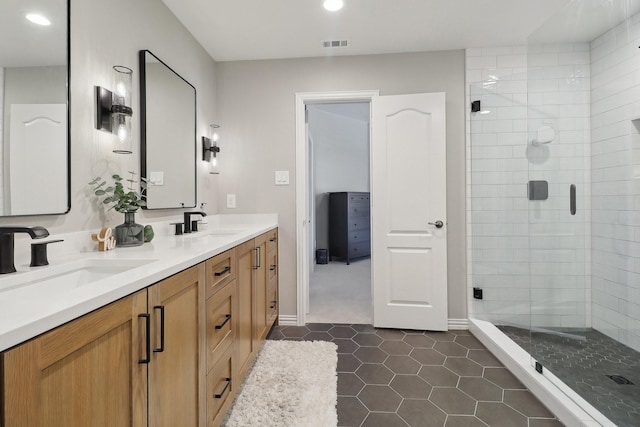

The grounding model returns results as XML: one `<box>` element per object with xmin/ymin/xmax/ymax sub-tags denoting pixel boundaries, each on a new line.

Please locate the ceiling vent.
<box><xmin>322</xmin><ymin>40</ymin><xmax>349</xmax><ymax>48</ymax></box>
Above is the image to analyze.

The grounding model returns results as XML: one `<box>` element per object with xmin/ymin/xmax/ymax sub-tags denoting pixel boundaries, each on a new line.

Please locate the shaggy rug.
<box><xmin>225</xmin><ymin>340</ymin><xmax>338</xmax><ymax>427</ymax></box>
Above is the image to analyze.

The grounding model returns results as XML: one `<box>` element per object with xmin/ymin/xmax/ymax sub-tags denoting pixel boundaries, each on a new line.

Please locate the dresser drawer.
<box><xmin>206</xmin><ymin>280</ymin><xmax>235</xmax><ymax>373</ymax></box>
<box><xmin>348</xmin><ymin>204</ymin><xmax>369</xmax><ymax>218</ymax></box>
<box><xmin>348</xmin><ymin>216</ymin><xmax>370</xmax><ymax>232</ymax></box>
<box><xmin>207</xmin><ymin>344</ymin><xmax>235</xmax><ymax>427</ymax></box>
<box><xmin>349</xmin><ymin>241</ymin><xmax>370</xmax><ymax>258</ymax></box>
<box><xmin>205</xmin><ymin>248</ymin><xmax>236</xmax><ymax>298</ymax></box>
<box><xmin>349</xmin><ymin>230</ymin><xmax>370</xmax><ymax>244</ymax></box>
<box><xmin>348</xmin><ymin>193</ymin><xmax>370</xmax><ymax>203</ymax></box>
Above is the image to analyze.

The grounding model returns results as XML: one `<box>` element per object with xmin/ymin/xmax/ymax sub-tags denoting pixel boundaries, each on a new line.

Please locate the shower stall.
<box><xmin>468</xmin><ymin>1</ymin><xmax>640</xmax><ymax>425</ymax></box>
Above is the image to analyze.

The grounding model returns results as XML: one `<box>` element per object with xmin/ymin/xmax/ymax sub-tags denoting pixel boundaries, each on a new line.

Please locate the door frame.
<box><xmin>295</xmin><ymin>90</ymin><xmax>379</xmax><ymax>326</ymax></box>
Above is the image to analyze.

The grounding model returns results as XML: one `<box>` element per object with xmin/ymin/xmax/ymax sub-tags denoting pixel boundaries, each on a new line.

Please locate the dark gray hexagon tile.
<box><xmin>280</xmin><ymin>325</ymin><xmax>309</xmax><ymax>337</ymax></box>
<box><xmin>403</xmin><ymin>334</ymin><xmax>436</xmax><ymax>348</ymax></box>
<box><xmin>444</xmin><ymin>415</ymin><xmax>488</xmax><ymax>427</ymax></box>
<box><xmin>267</xmin><ymin>329</ymin><xmax>285</xmax><ymax>340</ymax></box>
<box><xmin>424</xmin><ymin>331</ymin><xmax>456</xmax><ymax>341</ymax></box>
<box><xmin>357</xmin><ymin>384</ymin><xmax>403</xmax><ymax>412</ymax></box>
<box><xmin>410</xmin><ymin>348</ymin><xmax>447</xmax><ymax>365</ymax></box>
<box><xmin>390</xmin><ymin>374</ymin><xmax>432</xmax><ymax>399</ymax></box>
<box><xmin>445</xmin><ymin>357</ymin><xmax>484</xmax><ymax>377</ymax></box>
<box><xmin>483</xmin><ymin>367</ymin><xmax>526</xmax><ymax>390</ymax></box>
<box><xmin>329</xmin><ymin>325</ymin><xmax>357</xmax><ymax>339</ymax></box>
<box><xmin>361</xmin><ymin>412</ymin><xmax>409</xmax><ymax>427</ymax></box>
<box><xmin>354</xmin><ymin>346</ymin><xmax>388</xmax><ymax>363</ymax></box>
<box><xmin>338</xmin><ymin>354</ymin><xmax>362</xmax><ymax>373</ymax></box>
<box><xmin>398</xmin><ymin>399</ymin><xmax>447</xmax><ymax>427</ymax></box>
<box><xmin>351</xmin><ymin>324</ymin><xmax>377</xmax><ymax>333</ymax></box>
<box><xmin>377</xmin><ymin>328</ymin><xmax>406</xmax><ymax>340</ymax></box>
<box><xmin>468</xmin><ymin>349</ymin><xmax>503</xmax><ymax>367</ymax></box>
<box><xmin>418</xmin><ymin>365</ymin><xmax>460</xmax><ymax>387</ymax></box>
<box><xmin>355</xmin><ymin>363</ymin><xmax>395</xmax><ymax>384</ymax></box>
<box><xmin>334</xmin><ymin>338</ymin><xmax>359</xmax><ymax>354</ymax></box>
<box><xmin>475</xmin><ymin>402</ymin><xmax>528</xmax><ymax>427</ymax></box>
<box><xmin>429</xmin><ymin>388</ymin><xmax>477</xmax><ymax>415</ymax></box>
<box><xmin>306</xmin><ymin>323</ymin><xmax>333</xmax><ymax>331</ymax></box>
<box><xmin>303</xmin><ymin>331</ymin><xmax>333</xmax><ymax>341</ymax></box>
<box><xmin>458</xmin><ymin>377</ymin><xmax>503</xmax><ymax>401</ymax></box>
<box><xmin>380</xmin><ymin>340</ymin><xmax>413</xmax><ymax>355</ymax></box>
<box><xmin>504</xmin><ymin>390</ymin><xmax>556</xmax><ymax>418</ymax></box>
<box><xmin>528</xmin><ymin>418</ymin><xmax>565</xmax><ymax>427</ymax></box>
<box><xmin>338</xmin><ymin>372</ymin><xmax>365</xmax><ymax>396</ymax></box>
<box><xmin>337</xmin><ymin>396</ymin><xmax>368</xmax><ymax>427</ymax></box>
<box><xmin>353</xmin><ymin>333</ymin><xmax>383</xmax><ymax>347</ymax></box>
<box><xmin>434</xmin><ymin>341</ymin><xmax>469</xmax><ymax>357</ymax></box>
<box><xmin>385</xmin><ymin>355</ymin><xmax>422</xmax><ymax>374</ymax></box>
<box><xmin>455</xmin><ymin>334</ymin><xmax>485</xmax><ymax>349</ymax></box>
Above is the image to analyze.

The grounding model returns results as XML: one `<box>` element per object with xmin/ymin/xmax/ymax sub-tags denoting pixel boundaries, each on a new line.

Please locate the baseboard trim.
<box><xmin>448</xmin><ymin>318</ymin><xmax>469</xmax><ymax>330</ymax></box>
<box><xmin>278</xmin><ymin>315</ymin><xmax>298</xmax><ymax>326</ymax></box>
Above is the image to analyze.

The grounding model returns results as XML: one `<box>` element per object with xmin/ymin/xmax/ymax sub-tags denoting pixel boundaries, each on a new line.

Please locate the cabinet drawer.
<box><xmin>207</xmin><ymin>344</ymin><xmax>235</xmax><ymax>427</ymax></box>
<box><xmin>348</xmin><ymin>204</ymin><xmax>369</xmax><ymax>218</ymax></box>
<box><xmin>349</xmin><ymin>241</ymin><xmax>370</xmax><ymax>258</ymax></box>
<box><xmin>267</xmin><ymin>250</ymin><xmax>278</xmax><ymax>282</ymax></box>
<box><xmin>206</xmin><ymin>280</ymin><xmax>235</xmax><ymax>373</ymax></box>
<box><xmin>267</xmin><ymin>279</ymin><xmax>278</xmax><ymax>326</ymax></box>
<box><xmin>266</xmin><ymin>228</ymin><xmax>278</xmax><ymax>253</ymax></box>
<box><xmin>348</xmin><ymin>193</ymin><xmax>370</xmax><ymax>203</ymax></box>
<box><xmin>349</xmin><ymin>230</ymin><xmax>370</xmax><ymax>244</ymax></box>
<box><xmin>205</xmin><ymin>248</ymin><xmax>236</xmax><ymax>298</ymax></box>
<box><xmin>348</xmin><ymin>216</ymin><xmax>370</xmax><ymax>232</ymax></box>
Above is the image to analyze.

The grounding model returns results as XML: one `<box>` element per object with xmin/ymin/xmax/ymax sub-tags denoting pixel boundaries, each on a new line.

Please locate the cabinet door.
<box><xmin>148</xmin><ymin>264</ymin><xmax>205</xmax><ymax>427</ymax></box>
<box><xmin>254</xmin><ymin>233</ymin><xmax>268</xmax><ymax>342</ymax></box>
<box><xmin>235</xmin><ymin>239</ymin><xmax>256</xmax><ymax>382</ymax></box>
<box><xmin>1</xmin><ymin>291</ymin><xmax>148</xmax><ymax>427</ymax></box>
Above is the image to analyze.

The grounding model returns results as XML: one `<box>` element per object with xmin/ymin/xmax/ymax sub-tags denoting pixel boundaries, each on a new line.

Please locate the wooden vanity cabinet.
<box><xmin>0</xmin><ymin>264</ymin><xmax>205</xmax><ymax>427</ymax></box>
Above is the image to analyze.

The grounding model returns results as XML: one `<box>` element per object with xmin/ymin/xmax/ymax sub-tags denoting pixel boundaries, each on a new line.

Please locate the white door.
<box><xmin>371</xmin><ymin>92</ymin><xmax>448</xmax><ymax>330</ymax></box>
<box><xmin>9</xmin><ymin>104</ymin><xmax>67</xmax><ymax>215</ymax></box>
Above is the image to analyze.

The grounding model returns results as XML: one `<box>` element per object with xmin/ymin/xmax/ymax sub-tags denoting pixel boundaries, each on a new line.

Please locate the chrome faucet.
<box><xmin>0</xmin><ymin>226</ymin><xmax>49</xmax><ymax>274</ymax></box>
<box><xmin>183</xmin><ymin>212</ymin><xmax>207</xmax><ymax>234</ymax></box>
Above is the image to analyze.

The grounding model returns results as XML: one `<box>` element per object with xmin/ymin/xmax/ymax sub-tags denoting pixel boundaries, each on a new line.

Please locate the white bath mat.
<box><xmin>225</xmin><ymin>340</ymin><xmax>338</xmax><ymax>427</ymax></box>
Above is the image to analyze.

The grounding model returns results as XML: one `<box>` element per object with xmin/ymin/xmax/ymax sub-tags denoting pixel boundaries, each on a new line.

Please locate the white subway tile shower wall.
<box><xmin>466</xmin><ymin>45</ymin><xmax>592</xmax><ymax>330</ymax></box>
<box><xmin>590</xmin><ymin>14</ymin><xmax>640</xmax><ymax>352</ymax></box>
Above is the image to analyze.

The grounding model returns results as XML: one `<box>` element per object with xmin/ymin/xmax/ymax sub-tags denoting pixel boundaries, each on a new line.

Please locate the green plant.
<box><xmin>89</xmin><ymin>172</ymin><xmax>147</xmax><ymax>213</ymax></box>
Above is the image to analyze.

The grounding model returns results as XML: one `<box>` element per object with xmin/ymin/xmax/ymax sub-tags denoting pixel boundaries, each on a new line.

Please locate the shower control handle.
<box><xmin>428</xmin><ymin>221</ymin><xmax>444</xmax><ymax>229</ymax></box>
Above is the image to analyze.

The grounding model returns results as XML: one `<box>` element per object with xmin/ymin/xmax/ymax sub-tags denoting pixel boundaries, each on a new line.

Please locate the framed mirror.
<box><xmin>0</xmin><ymin>0</ymin><xmax>70</xmax><ymax>216</ymax></box>
<box><xmin>139</xmin><ymin>50</ymin><xmax>197</xmax><ymax>209</ymax></box>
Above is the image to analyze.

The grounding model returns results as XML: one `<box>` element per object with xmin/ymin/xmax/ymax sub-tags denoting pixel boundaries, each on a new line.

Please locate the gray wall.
<box><xmin>216</xmin><ymin>50</ymin><xmax>467</xmax><ymax>320</ymax></box>
<box><xmin>309</xmin><ymin>106</ymin><xmax>369</xmax><ymax>252</ymax></box>
<box><xmin>0</xmin><ymin>0</ymin><xmax>218</xmax><ymax>233</ymax></box>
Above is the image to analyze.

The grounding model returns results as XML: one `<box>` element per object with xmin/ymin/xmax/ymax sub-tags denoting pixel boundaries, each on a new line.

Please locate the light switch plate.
<box><xmin>149</xmin><ymin>171</ymin><xmax>164</xmax><ymax>186</ymax></box>
<box><xmin>226</xmin><ymin>194</ymin><xmax>236</xmax><ymax>209</ymax></box>
<box><xmin>275</xmin><ymin>170</ymin><xmax>289</xmax><ymax>185</ymax></box>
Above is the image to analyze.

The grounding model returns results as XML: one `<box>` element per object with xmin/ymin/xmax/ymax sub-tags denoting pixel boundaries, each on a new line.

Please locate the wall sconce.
<box><xmin>95</xmin><ymin>66</ymin><xmax>133</xmax><ymax>154</ymax></box>
<box><xmin>202</xmin><ymin>124</ymin><xmax>220</xmax><ymax>174</ymax></box>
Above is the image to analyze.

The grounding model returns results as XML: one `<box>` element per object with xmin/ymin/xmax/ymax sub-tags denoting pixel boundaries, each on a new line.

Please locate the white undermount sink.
<box><xmin>0</xmin><ymin>258</ymin><xmax>156</xmax><ymax>294</ymax></box>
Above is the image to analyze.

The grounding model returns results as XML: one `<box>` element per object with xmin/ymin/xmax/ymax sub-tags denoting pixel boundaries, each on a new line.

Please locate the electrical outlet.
<box><xmin>226</xmin><ymin>194</ymin><xmax>236</xmax><ymax>209</ymax></box>
<box><xmin>275</xmin><ymin>170</ymin><xmax>289</xmax><ymax>185</ymax></box>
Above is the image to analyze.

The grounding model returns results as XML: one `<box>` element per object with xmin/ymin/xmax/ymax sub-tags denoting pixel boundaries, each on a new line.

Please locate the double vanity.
<box><xmin>0</xmin><ymin>214</ymin><xmax>278</xmax><ymax>427</ymax></box>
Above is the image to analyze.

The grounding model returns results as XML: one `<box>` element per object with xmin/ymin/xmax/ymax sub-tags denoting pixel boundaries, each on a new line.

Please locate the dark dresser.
<box><xmin>328</xmin><ymin>192</ymin><xmax>370</xmax><ymax>264</ymax></box>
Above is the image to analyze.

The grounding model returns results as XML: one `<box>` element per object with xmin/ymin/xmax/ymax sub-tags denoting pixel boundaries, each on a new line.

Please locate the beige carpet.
<box><xmin>308</xmin><ymin>258</ymin><xmax>371</xmax><ymax>324</ymax></box>
<box><xmin>225</xmin><ymin>340</ymin><xmax>338</xmax><ymax>427</ymax></box>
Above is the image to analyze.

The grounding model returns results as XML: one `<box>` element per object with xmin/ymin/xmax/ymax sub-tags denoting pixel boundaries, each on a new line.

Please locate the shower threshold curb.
<box><xmin>469</xmin><ymin>318</ymin><xmax>615</xmax><ymax>427</ymax></box>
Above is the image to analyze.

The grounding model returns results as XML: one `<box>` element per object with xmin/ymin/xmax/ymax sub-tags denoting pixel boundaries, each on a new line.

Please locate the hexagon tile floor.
<box><xmin>268</xmin><ymin>324</ymin><xmax>563</xmax><ymax>427</ymax></box>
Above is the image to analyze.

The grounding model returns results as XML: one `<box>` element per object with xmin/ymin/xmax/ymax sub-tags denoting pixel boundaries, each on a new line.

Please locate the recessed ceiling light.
<box><xmin>26</xmin><ymin>13</ymin><xmax>51</xmax><ymax>26</ymax></box>
<box><xmin>323</xmin><ymin>0</ymin><xmax>344</xmax><ymax>12</ymax></box>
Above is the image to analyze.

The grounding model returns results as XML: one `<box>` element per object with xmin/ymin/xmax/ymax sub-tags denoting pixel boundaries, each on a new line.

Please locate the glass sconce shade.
<box><xmin>202</xmin><ymin>124</ymin><xmax>220</xmax><ymax>174</ymax></box>
<box><xmin>95</xmin><ymin>65</ymin><xmax>133</xmax><ymax>154</ymax></box>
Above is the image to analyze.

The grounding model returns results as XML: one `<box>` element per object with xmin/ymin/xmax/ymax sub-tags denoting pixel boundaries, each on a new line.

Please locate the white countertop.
<box><xmin>0</xmin><ymin>214</ymin><xmax>277</xmax><ymax>352</ymax></box>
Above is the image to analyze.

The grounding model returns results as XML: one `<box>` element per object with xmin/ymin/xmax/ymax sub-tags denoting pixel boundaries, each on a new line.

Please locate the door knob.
<box><xmin>428</xmin><ymin>220</ymin><xmax>444</xmax><ymax>228</ymax></box>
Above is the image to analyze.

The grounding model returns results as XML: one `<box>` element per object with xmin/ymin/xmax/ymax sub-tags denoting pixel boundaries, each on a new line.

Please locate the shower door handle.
<box><xmin>570</xmin><ymin>184</ymin><xmax>576</xmax><ymax>215</ymax></box>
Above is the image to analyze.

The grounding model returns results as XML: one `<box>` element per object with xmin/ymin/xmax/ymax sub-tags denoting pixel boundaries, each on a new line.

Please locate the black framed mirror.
<box><xmin>139</xmin><ymin>49</ymin><xmax>197</xmax><ymax>209</ymax></box>
<box><xmin>0</xmin><ymin>0</ymin><xmax>70</xmax><ymax>216</ymax></box>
